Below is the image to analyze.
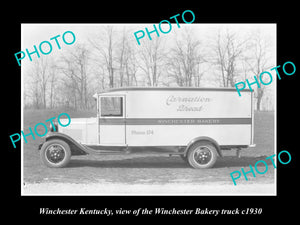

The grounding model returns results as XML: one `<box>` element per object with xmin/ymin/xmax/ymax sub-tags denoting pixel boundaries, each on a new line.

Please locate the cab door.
<box><xmin>99</xmin><ymin>95</ymin><xmax>126</xmax><ymax>145</ymax></box>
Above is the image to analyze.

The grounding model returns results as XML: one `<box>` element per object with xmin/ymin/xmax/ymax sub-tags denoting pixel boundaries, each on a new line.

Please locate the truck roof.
<box><xmin>95</xmin><ymin>86</ymin><xmax>250</xmax><ymax>95</ymax></box>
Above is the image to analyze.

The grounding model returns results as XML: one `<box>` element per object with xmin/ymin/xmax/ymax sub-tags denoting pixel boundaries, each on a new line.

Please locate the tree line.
<box><xmin>23</xmin><ymin>25</ymin><xmax>274</xmax><ymax>111</ymax></box>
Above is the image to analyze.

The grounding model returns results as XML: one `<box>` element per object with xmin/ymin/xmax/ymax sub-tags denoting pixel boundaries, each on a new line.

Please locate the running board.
<box><xmin>44</xmin><ymin>132</ymin><xmax>130</xmax><ymax>155</ymax></box>
<box><xmin>80</xmin><ymin>144</ymin><xmax>130</xmax><ymax>155</ymax></box>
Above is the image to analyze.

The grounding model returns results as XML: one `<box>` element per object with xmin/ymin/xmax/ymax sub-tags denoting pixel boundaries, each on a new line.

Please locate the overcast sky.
<box><xmin>21</xmin><ymin>23</ymin><xmax>276</xmax><ymax>76</ymax></box>
<box><xmin>21</xmin><ymin>23</ymin><xmax>276</xmax><ymax>110</ymax></box>
<box><xmin>21</xmin><ymin>23</ymin><xmax>276</xmax><ymax>49</ymax></box>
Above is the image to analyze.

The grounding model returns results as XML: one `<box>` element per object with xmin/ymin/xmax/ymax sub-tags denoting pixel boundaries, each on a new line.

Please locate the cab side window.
<box><xmin>100</xmin><ymin>97</ymin><xmax>123</xmax><ymax>117</ymax></box>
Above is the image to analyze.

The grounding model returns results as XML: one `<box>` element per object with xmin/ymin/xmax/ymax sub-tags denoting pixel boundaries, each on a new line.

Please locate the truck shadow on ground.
<box><xmin>67</xmin><ymin>155</ymin><xmax>272</xmax><ymax>169</ymax></box>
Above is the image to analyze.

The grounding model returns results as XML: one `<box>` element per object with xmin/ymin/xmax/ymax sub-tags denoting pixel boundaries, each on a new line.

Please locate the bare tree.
<box><xmin>89</xmin><ymin>25</ymin><xmax>139</xmax><ymax>89</ymax></box>
<box><xmin>193</xmin><ymin>62</ymin><xmax>206</xmax><ymax>87</ymax></box>
<box><xmin>139</xmin><ymin>37</ymin><xmax>165</xmax><ymax>86</ymax></box>
<box><xmin>245</xmin><ymin>33</ymin><xmax>272</xmax><ymax>111</ymax></box>
<box><xmin>30</xmin><ymin>74</ymin><xmax>41</xmax><ymax>109</ymax></box>
<box><xmin>212</xmin><ymin>29</ymin><xmax>248</xmax><ymax>87</ymax></box>
<box><xmin>106</xmin><ymin>27</ymin><xmax>114</xmax><ymax>88</ymax></box>
<box><xmin>59</xmin><ymin>45</ymin><xmax>90</xmax><ymax>109</ymax></box>
<box><xmin>167</xmin><ymin>30</ymin><xmax>205</xmax><ymax>87</ymax></box>
<box><xmin>27</xmin><ymin>58</ymin><xmax>50</xmax><ymax>109</ymax></box>
<box><xmin>47</xmin><ymin>59</ymin><xmax>58</xmax><ymax>108</ymax></box>
<box><xmin>90</xmin><ymin>26</ymin><xmax>115</xmax><ymax>88</ymax></box>
<box><xmin>117</xmin><ymin>28</ymin><xmax>127</xmax><ymax>87</ymax></box>
<box><xmin>24</xmin><ymin>56</ymin><xmax>61</xmax><ymax>109</ymax></box>
<box><xmin>116</xmin><ymin>28</ymin><xmax>138</xmax><ymax>87</ymax></box>
<box><xmin>125</xmin><ymin>47</ymin><xmax>138</xmax><ymax>86</ymax></box>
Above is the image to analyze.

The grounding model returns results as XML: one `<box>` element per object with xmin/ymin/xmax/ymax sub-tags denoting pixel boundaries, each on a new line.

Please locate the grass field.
<box><xmin>22</xmin><ymin>108</ymin><xmax>275</xmax><ymax>195</ymax></box>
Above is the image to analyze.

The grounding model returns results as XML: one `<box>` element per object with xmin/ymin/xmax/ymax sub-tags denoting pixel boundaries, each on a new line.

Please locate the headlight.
<box><xmin>49</xmin><ymin>121</ymin><xmax>58</xmax><ymax>132</ymax></box>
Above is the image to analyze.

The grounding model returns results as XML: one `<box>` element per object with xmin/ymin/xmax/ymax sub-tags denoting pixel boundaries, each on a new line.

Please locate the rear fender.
<box><xmin>184</xmin><ymin>136</ymin><xmax>223</xmax><ymax>157</ymax></box>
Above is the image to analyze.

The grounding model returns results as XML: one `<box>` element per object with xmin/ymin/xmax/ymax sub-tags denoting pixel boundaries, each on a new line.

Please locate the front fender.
<box><xmin>39</xmin><ymin>132</ymin><xmax>88</xmax><ymax>156</ymax></box>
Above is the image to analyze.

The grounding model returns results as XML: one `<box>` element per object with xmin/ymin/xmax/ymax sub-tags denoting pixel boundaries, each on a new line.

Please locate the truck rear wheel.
<box><xmin>40</xmin><ymin>139</ymin><xmax>71</xmax><ymax>168</ymax></box>
<box><xmin>187</xmin><ymin>141</ymin><xmax>218</xmax><ymax>169</ymax></box>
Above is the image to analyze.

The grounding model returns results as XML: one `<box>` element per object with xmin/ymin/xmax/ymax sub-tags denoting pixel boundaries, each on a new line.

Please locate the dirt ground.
<box><xmin>22</xmin><ymin>109</ymin><xmax>275</xmax><ymax>195</ymax></box>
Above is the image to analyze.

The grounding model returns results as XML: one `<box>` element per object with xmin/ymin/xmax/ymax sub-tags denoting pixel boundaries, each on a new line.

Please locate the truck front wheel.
<box><xmin>187</xmin><ymin>141</ymin><xmax>218</xmax><ymax>169</ymax></box>
<box><xmin>40</xmin><ymin>139</ymin><xmax>71</xmax><ymax>168</ymax></box>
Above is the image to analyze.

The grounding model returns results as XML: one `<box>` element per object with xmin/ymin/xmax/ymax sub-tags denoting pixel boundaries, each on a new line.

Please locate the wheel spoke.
<box><xmin>46</xmin><ymin>144</ymin><xmax>66</xmax><ymax>164</ymax></box>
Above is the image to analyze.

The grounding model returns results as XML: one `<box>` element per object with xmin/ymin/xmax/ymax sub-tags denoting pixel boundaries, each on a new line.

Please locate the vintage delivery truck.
<box><xmin>39</xmin><ymin>87</ymin><xmax>255</xmax><ymax>169</ymax></box>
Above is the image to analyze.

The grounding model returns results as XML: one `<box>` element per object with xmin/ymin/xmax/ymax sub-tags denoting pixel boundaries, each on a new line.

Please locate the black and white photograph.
<box><xmin>20</xmin><ymin>23</ymin><xmax>276</xmax><ymax>195</ymax></box>
<box><xmin>4</xmin><ymin>3</ymin><xmax>299</xmax><ymax>221</ymax></box>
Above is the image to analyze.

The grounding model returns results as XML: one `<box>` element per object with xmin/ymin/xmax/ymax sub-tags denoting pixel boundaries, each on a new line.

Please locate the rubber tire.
<box><xmin>187</xmin><ymin>141</ymin><xmax>218</xmax><ymax>169</ymax></box>
<box><xmin>40</xmin><ymin>139</ymin><xmax>71</xmax><ymax>168</ymax></box>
